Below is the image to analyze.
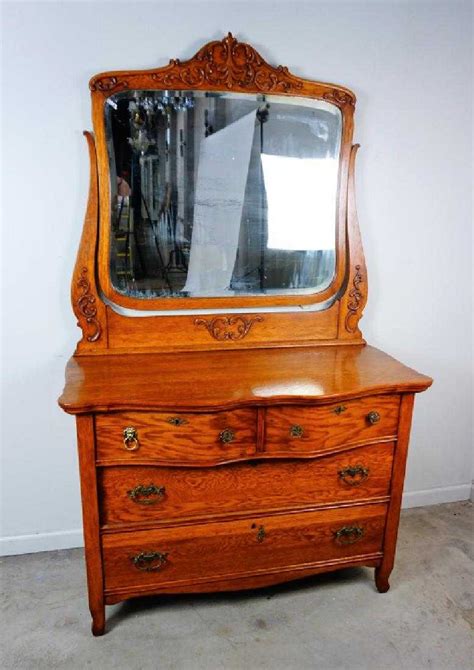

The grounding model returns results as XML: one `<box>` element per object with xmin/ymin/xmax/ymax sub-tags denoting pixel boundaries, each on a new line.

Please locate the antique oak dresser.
<box><xmin>58</xmin><ymin>34</ymin><xmax>432</xmax><ymax>635</ymax></box>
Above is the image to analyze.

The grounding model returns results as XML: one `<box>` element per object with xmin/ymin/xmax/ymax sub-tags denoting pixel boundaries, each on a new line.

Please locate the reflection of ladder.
<box><xmin>115</xmin><ymin>197</ymin><xmax>134</xmax><ymax>282</ymax></box>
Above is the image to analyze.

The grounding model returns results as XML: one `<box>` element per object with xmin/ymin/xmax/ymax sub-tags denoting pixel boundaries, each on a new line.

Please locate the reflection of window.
<box><xmin>261</xmin><ymin>155</ymin><xmax>338</xmax><ymax>251</ymax></box>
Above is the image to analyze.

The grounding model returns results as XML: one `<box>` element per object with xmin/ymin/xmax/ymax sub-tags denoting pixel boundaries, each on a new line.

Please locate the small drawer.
<box><xmin>102</xmin><ymin>503</ymin><xmax>387</xmax><ymax>593</ymax></box>
<box><xmin>95</xmin><ymin>409</ymin><xmax>257</xmax><ymax>465</ymax></box>
<box><xmin>264</xmin><ymin>395</ymin><xmax>399</xmax><ymax>456</ymax></box>
<box><xmin>98</xmin><ymin>442</ymin><xmax>394</xmax><ymax>528</ymax></box>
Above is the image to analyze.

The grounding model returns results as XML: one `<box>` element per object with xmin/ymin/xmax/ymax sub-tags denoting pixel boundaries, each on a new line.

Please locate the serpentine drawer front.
<box><xmin>98</xmin><ymin>442</ymin><xmax>394</xmax><ymax>528</ymax></box>
<box><xmin>102</xmin><ymin>503</ymin><xmax>388</xmax><ymax>594</ymax></box>
<box><xmin>265</xmin><ymin>395</ymin><xmax>400</xmax><ymax>456</ymax></box>
<box><xmin>95</xmin><ymin>409</ymin><xmax>258</xmax><ymax>464</ymax></box>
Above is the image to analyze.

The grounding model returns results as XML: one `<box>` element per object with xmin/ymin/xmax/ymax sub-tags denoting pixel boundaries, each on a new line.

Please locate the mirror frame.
<box><xmin>90</xmin><ymin>33</ymin><xmax>356</xmax><ymax>312</ymax></box>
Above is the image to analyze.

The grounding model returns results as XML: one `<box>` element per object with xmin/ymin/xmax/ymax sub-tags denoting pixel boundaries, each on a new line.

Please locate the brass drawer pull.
<box><xmin>123</xmin><ymin>427</ymin><xmax>139</xmax><ymax>451</ymax></box>
<box><xmin>167</xmin><ymin>417</ymin><xmax>188</xmax><ymax>426</ymax></box>
<box><xmin>131</xmin><ymin>551</ymin><xmax>168</xmax><ymax>572</ymax></box>
<box><xmin>333</xmin><ymin>405</ymin><xmax>347</xmax><ymax>415</ymax></box>
<box><xmin>333</xmin><ymin>526</ymin><xmax>364</xmax><ymax>545</ymax></box>
<box><xmin>251</xmin><ymin>523</ymin><xmax>266</xmax><ymax>543</ymax></box>
<box><xmin>127</xmin><ymin>484</ymin><xmax>166</xmax><ymax>505</ymax></box>
<box><xmin>366</xmin><ymin>411</ymin><xmax>380</xmax><ymax>425</ymax></box>
<box><xmin>219</xmin><ymin>428</ymin><xmax>235</xmax><ymax>444</ymax></box>
<box><xmin>338</xmin><ymin>465</ymin><xmax>369</xmax><ymax>486</ymax></box>
<box><xmin>290</xmin><ymin>424</ymin><xmax>304</xmax><ymax>438</ymax></box>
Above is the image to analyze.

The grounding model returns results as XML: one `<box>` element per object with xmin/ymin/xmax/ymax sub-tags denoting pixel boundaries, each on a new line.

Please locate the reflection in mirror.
<box><xmin>105</xmin><ymin>90</ymin><xmax>342</xmax><ymax>299</ymax></box>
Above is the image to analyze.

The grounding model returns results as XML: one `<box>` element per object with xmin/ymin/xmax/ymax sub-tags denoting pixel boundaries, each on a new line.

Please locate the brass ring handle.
<box><xmin>123</xmin><ymin>427</ymin><xmax>139</xmax><ymax>451</ymax></box>
<box><xmin>366</xmin><ymin>411</ymin><xmax>381</xmax><ymax>425</ymax></box>
<box><xmin>338</xmin><ymin>465</ymin><xmax>369</xmax><ymax>486</ymax></box>
<box><xmin>219</xmin><ymin>428</ymin><xmax>235</xmax><ymax>444</ymax></box>
<box><xmin>290</xmin><ymin>424</ymin><xmax>304</xmax><ymax>438</ymax></box>
<box><xmin>131</xmin><ymin>551</ymin><xmax>168</xmax><ymax>572</ymax></box>
<box><xmin>333</xmin><ymin>526</ymin><xmax>364</xmax><ymax>545</ymax></box>
<box><xmin>127</xmin><ymin>484</ymin><xmax>166</xmax><ymax>505</ymax></box>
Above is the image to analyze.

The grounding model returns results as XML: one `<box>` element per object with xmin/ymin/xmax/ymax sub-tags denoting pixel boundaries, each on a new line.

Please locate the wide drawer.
<box><xmin>102</xmin><ymin>503</ymin><xmax>387</xmax><ymax>592</ymax></box>
<box><xmin>265</xmin><ymin>395</ymin><xmax>399</xmax><ymax>456</ymax></box>
<box><xmin>98</xmin><ymin>442</ymin><xmax>394</xmax><ymax>528</ymax></box>
<box><xmin>95</xmin><ymin>409</ymin><xmax>257</xmax><ymax>465</ymax></box>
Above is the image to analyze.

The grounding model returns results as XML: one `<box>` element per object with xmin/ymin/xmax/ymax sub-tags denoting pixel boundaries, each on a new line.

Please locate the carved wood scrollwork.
<box><xmin>89</xmin><ymin>33</ymin><xmax>304</xmax><ymax>95</ymax></box>
<box><xmin>76</xmin><ymin>267</ymin><xmax>101</xmax><ymax>342</ymax></box>
<box><xmin>323</xmin><ymin>89</ymin><xmax>355</xmax><ymax>107</ymax></box>
<box><xmin>151</xmin><ymin>33</ymin><xmax>303</xmax><ymax>92</ymax></box>
<box><xmin>194</xmin><ymin>315</ymin><xmax>263</xmax><ymax>341</ymax></box>
<box><xmin>344</xmin><ymin>265</ymin><xmax>364</xmax><ymax>333</ymax></box>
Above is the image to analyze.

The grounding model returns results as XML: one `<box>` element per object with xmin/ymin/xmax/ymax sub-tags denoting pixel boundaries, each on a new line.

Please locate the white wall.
<box><xmin>1</xmin><ymin>0</ymin><xmax>472</xmax><ymax>555</ymax></box>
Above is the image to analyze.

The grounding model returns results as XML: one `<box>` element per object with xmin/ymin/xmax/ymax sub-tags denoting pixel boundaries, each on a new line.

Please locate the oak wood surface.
<box><xmin>98</xmin><ymin>442</ymin><xmax>394</xmax><ymax>528</ymax></box>
<box><xmin>375</xmin><ymin>393</ymin><xmax>415</xmax><ymax>592</ymax></box>
<box><xmin>104</xmin><ymin>554</ymin><xmax>382</xmax><ymax>602</ymax></box>
<box><xmin>102</xmin><ymin>503</ymin><xmax>387</xmax><ymax>592</ymax></box>
<box><xmin>265</xmin><ymin>394</ymin><xmax>399</xmax><ymax>455</ymax></box>
<box><xmin>59</xmin><ymin>344</ymin><xmax>432</xmax><ymax>415</ymax></box>
<box><xmin>96</xmin><ymin>408</ymin><xmax>257</xmax><ymax>464</ymax></box>
<box><xmin>76</xmin><ymin>415</ymin><xmax>105</xmax><ymax>636</ymax></box>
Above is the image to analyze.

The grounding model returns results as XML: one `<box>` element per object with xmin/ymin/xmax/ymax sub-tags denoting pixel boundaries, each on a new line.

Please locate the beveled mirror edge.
<box><xmin>71</xmin><ymin>33</ymin><xmax>367</xmax><ymax>354</ymax></box>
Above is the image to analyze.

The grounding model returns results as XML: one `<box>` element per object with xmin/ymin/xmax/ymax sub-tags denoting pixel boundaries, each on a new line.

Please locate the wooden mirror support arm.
<box><xmin>71</xmin><ymin>131</ymin><xmax>106</xmax><ymax>354</ymax></box>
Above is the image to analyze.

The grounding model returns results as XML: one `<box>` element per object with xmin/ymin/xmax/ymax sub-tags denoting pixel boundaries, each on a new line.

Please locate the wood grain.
<box><xmin>265</xmin><ymin>395</ymin><xmax>399</xmax><ymax>456</ymax></box>
<box><xmin>375</xmin><ymin>393</ymin><xmax>415</xmax><ymax>592</ymax></box>
<box><xmin>98</xmin><ymin>442</ymin><xmax>394</xmax><ymax>528</ymax></box>
<box><xmin>59</xmin><ymin>345</ymin><xmax>432</xmax><ymax>415</ymax></box>
<box><xmin>76</xmin><ymin>415</ymin><xmax>105</xmax><ymax>636</ymax></box>
<box><xmin>102</xmin><ymin>503</ymin><xmax>387</xmax><ymax>592</ymax></box>
<box><xmin>95</xmin><ymin>408</ymin><xmax>257</xmax><ymax>464</ymax></box>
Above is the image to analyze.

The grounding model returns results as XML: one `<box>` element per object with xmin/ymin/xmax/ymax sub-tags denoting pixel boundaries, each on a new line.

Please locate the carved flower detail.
<box><xmin>194</xmin><ymin>315</ymin><xmax>263</xmax><ymax>341</ymax></box>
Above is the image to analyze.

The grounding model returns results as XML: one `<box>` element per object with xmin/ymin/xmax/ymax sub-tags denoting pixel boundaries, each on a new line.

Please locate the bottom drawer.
<box><xmin>102</xmin><ymin>503</ymin><xmax>387</xmax><ymax>593</ymax></box>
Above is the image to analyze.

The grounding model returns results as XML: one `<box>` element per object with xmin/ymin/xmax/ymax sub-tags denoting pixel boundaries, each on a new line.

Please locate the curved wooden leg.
<box><xmin>375</xmin><ymin>567</ymin><xmax>390</xmax><ymax>593</ymax></box>
<box><xmin>91</xmin><ymin>605</ymin><xmax>106</xmax><ymax>636</ymax></box>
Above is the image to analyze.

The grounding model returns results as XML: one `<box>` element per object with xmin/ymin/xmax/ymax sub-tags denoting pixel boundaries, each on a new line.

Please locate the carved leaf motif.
<box><xmin>194</xmin><ymin>315</ymin><xmax>263</xmax><ymax>341</ymax></box>
<box><xmin>76</xmin><ymin>267</ymin><xmax>101</xmax><ymax>342</ymax></box>
<box><xmin>344</xmin><ymin>265</ymin><xmax>364</xmax><ymax>333</ymax></box>
<box><xmin>89</xmin><ymin>76</ymin><xmax>128</xmax><ymax>93</ymax></box>
<box><xmin>90</xmin><ymin>33</ymin><xmax>303</xmax><ymax>94</ymax></box>
<box><xmin>323</xmin><ymin>89</ymin><xmax>355</xmax><ymax>107</ymax></box>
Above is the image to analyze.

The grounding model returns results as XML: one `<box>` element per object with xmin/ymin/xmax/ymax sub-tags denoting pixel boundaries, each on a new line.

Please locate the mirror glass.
<box><xmin>105</xmin><ymin>90</ymin><xmax>342</xmax><ymax>299</ymax></box>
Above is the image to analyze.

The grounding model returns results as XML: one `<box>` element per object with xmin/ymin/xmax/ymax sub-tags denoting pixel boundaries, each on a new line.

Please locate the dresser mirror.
<box><xmin>106</xmin><ymin>90</ymin><xmax>341</xmax><ymax>300</ymax></box>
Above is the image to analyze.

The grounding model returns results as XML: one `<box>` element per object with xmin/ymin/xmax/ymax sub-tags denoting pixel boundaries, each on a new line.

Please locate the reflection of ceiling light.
<box><xmin>129</xmin><ymin>94</ymin><xmax>194</xmax><ymax>116</ymax></box>
<box><xmin>128</xmin><ymin>130</ymin><xmax>155</xmax><ymax>155</ymax></box>
<box><xmin>252</xmin><ymin>381</ymin><xmax>324</xmax><ymax>397</ymax></box>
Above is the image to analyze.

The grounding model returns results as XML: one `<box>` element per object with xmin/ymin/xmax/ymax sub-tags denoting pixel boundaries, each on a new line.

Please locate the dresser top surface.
<box><xmin>58</xmin><ymin>344</ymin><xmax>432</xmax><ymax>414</ymax></box>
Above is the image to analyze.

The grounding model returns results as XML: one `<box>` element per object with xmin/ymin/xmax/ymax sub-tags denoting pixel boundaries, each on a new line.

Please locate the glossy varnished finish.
<box><xmin>98</xmin><ymin>443</ymin><xmax>394</xmax><ymax>529</ymax></box>
<box><xmin>264</xmin><ymin>395</ymin><xmax>399</xmax><ymax>456</ymax></box>
<box><xmin>102</xmin><ymin>503</ymin><xmax>387</xmax><ymax>595</ymax></box>
<box><xmin>59</xmin><ymin>345</ymin><xmax>431</xmax><ymax>414</ymax></box>
<box><xmin>95</xmin><ymin>408</ymin><xmax>257</xmax><ymax>465</ymax></box>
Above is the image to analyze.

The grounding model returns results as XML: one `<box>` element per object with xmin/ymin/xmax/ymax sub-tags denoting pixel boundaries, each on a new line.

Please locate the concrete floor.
<box><xmin>1</xmin><ymin>501</ymin><xmax>472</xmax><ymax>670</ymax></box>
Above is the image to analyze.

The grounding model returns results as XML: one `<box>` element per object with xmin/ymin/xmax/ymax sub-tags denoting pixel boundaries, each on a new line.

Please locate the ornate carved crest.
<box><xmin>76</xmin><ymin>267</ymin><xmax>101</xmax><ymax>342</ymax></box>
<box><xmin>90</xmin><ymin>33</ymin><xmax>304</xmax><ymax>94</ymax></box>
<box><xmin>151</xmin><ymin>33</ymin><xmax>303</xmax><ymax>92</ymax></box>
<box><xmin>344</xmin><ymin>265</ymin><xmax>364</xmax><ymax>333</ymax></box>
<box><xmin>194</xmin><ymin>315</ymin><xmax>263</xmax><ymax>341</ymax></box>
